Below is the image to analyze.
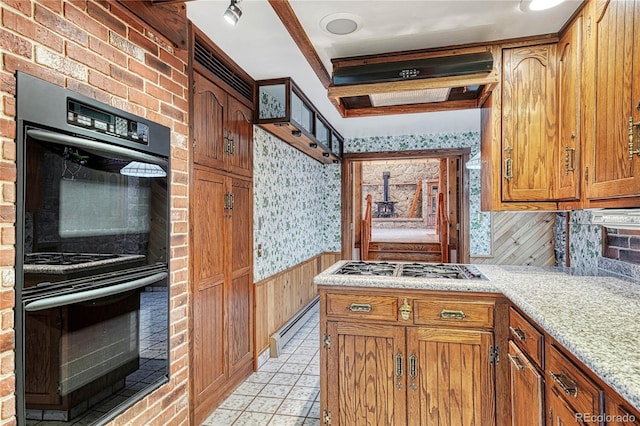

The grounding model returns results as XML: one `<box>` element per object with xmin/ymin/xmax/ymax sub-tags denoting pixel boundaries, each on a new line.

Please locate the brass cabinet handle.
<box><xmin>628</xmin><ymin>116</ymin><xmax>640</xmax><ymax>159</ymax></box>
<box><xmin>395</xmin><ymin>353</ymin><xmax>404</xmax><ymax>390</ymax></box>
<box><xmin>564</xmin><ymin>145</ymin><xmax>576</xmax><ymax>175</ymax></box>
<box><xmin>504</xmin><ymin>157</ymin><xmax>513</xmax><ymax>181</ymax></box>
<box><xmin>399</xmin><ymin>298</ymin><xmax>412</xmax><ymax>321</ymax></box>
<box><xmin>549</xmin><ymin>371</ymin><xmax>578</xmax><ymax>398</ymax></box>
<box><xmin>439</xmin><ymin>309</ymin><xmax>466</xmax><ymax>320</ymax></box>
<box><xmin>348</xmin><ymin>303</ymin><xmax>372</xmax><ymax>313</ymax></box>
<box><xmin>508</xmin><ymin>353</ymin><xmax>525</xmax><ymax>371</ymax></box>
<box><xmin>509</xmin><ymin>326</ymin><xmax>527</xmax><ymax>341</ymax></box>
<box><xmin>408</xmin><ymin>354</ymin><xmax>418</xmax><ymax>391</ymax></box>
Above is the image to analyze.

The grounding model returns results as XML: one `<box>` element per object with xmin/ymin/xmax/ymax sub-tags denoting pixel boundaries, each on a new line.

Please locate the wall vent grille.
<box><xmin>194</xmin><ymin>39</ymin><xmax>253</xmax><ymax>103</ymax></box>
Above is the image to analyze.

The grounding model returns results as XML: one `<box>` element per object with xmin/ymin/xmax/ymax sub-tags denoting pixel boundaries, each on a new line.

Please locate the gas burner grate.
<box><xmin>335</xmin><ymin>261</ymin><xmax>397</xmax><ymax>276</ymax></box>
<box><xmin>399</xmin><ymin>263</ymin><xmax>484</xmax><ymax>280</ymax></box>
<box><xmin>24</xmin><ymin>252</ymin><xmax>123</xmax><ymax>266</ymax></box>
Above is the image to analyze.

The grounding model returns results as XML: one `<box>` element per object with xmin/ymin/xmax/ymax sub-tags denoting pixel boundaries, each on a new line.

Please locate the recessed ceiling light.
<box><xmin>520</xmin><ymin>0</ymin><xmax>566</xmax><ymax>12</ymax></box>
<box><xmin>320</xmin><ymin>13</ymin><xmax>362</xmax><ymax>36</ymax></box>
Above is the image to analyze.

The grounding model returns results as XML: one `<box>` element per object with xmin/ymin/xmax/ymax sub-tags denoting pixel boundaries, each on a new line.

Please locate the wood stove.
<box><xmin>375</xmin><ymin>171</ymin><xmax>397</xmax><ymax>217</ymax></box>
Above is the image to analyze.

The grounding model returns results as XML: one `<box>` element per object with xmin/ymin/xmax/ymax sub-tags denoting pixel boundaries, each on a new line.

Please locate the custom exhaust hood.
<box><xmin>328</xmin><ymin>47</ymin><xmax>500</xmax><ymax>118</ymax></box>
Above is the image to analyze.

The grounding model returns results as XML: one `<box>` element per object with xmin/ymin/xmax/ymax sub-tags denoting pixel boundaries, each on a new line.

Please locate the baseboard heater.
<box><xmin>270</xmin><ymin>296</ymin><xmax>319</xmax><ymax>358</ymax></box>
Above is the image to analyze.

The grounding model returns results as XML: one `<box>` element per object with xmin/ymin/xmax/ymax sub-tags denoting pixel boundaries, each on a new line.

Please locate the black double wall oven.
<box><xmin>15</xmin><ymin>72</ymin><xmax>171</xmax><ymax>425</ymax></box>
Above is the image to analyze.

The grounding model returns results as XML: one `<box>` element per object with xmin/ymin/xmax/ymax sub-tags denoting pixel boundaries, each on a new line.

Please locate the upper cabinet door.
<box><xmin>502</xmin><ymin>44</ymin><xmax>557</xmax><ymax>202</ymax></box>
<box><xmin>193</xmin><ymin>72</ymin><xmax>226</xmax><ymax>170</ymax></box>
<box><xmin>585</xmin><ymin>0</ymin><xmax>640</xmax><ymax>199</ymax></box>
<box><xmin>226</xmin><ymin>95</ymin><xmax>253</xmax><ymax>178</ymax></box>
<box><xmin>556</xmin><ymin>16</ymin><xmax>582</xmax><ymax>201</ymax></box>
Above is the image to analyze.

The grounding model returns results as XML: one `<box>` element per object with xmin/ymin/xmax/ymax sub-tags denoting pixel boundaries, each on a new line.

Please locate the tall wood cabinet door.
<box><xmin>325</xmin><ymin>321</ymin><xmax>407</xmax><ymax>426</ymax></box>
<box><xmin>502</xmin><ymin>44</ymin><xmax>557</xmax><ymax>202</ymax></box>
<box><xmin>227</xmin><ymin>177</ymin><xmax>253</xmax><ymax>376</ymax></box>
<box><xmin>191</xmin><ymin>167</ymin><xmax>228</xmax><ymax>419</ymax></box>
<box><xmin>193</xmin><ymin>72</ymin><xmax>226</xmax><ymax>170</ymax></box>
<box><xmin>508</xmin><ymin>342</ymin><xmax>544</xmax><ymax>426</ymax></box>
<box><xmin>585</xmin><ymin>0</ymin><xmax>640</xmax><ymax>199</ymax></box>
<box><xmin>556</xmin><ymin>16</ymin><xmax>582</xmax><ymax>200</ymax></box>
<box><xmin>226</xmin><ymin>95</ymin><xmax>253</xmax><ymax>177</ymax></box>
<box><xmin>406</xmin><ymin>327</ymin><xmax>495</xmax><ymax>426</ymax></box>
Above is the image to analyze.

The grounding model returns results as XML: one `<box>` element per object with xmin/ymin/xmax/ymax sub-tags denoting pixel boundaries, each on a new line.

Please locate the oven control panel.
<box><xmin>67</xmin><ymin>99</ymin><xmax>150</xmax><ymax>144</ymax></box>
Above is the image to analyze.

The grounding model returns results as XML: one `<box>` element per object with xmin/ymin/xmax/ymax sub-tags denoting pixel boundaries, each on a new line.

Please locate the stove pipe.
<box><xmin>382</xmin><ymin>172</ymin><xmax>390</xmax><ymax>201</ymax></box>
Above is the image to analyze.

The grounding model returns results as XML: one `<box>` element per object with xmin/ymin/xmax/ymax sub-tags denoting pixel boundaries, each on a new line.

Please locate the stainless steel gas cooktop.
<box><xmin>334</xmin><ymin>261</ymin><xmax>486</xmax><ymax>280</ymax></box>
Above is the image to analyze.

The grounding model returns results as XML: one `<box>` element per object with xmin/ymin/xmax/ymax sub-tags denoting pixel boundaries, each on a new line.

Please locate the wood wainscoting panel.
<box><xmin>255</xmin><ymin>252</ymin><xmax>341</xmax><ymax>356</ymax></box>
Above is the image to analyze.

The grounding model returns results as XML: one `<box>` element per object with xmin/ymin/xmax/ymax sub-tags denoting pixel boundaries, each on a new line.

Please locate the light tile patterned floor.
<box><xmin>201</xmin><ymin>310</ymin><xmax>321</xmax><ymax>426</ymax></box>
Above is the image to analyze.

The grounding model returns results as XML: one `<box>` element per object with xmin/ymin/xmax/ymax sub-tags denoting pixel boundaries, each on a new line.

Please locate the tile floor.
<box><xmin>201</xmin><ymin>309</ymin><xmax>321</xmax><ymax>426</ymax></box>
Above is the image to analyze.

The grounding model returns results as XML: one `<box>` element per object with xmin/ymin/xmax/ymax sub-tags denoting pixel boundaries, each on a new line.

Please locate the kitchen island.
<box><xmin>315</xmin><ymin>260</ymin><xmax>640</xmax><ymax>425</ymax></box>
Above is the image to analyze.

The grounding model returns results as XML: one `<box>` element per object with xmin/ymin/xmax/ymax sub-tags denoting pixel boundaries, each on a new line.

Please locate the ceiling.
<box><xmin>186</xmin><ymin>0</ymin><xmax>583</xmax><ymax>139</ymax></box>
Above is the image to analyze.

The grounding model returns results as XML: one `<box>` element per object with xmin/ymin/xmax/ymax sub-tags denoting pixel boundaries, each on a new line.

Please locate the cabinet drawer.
<box><xmin>509</xmin><ymin>307</ymin><xmax>544</xmax><ymax>368</ymax></box>
<box><xmin>547</xmin><ymin>345</ymin><xmax>602</xmax><ymax>417</ymax></box>
<box><xmin>413</xmin><ymin>299</ymin><xmax>494</xmax><ymax>328</ymax></box>
<box><xmin>325</xmin><ymin>293</ymin><xmax>398</xmax><ymax>321</ymax></box>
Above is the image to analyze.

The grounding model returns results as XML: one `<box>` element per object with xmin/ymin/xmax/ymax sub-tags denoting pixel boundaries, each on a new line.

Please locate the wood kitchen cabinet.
<box><xmin>190</xmin><ymin>167</ymin><xmax>254</xmax><ymax>424</ymax></box>
<box><xmin>582</xmin><ymin>0</ymin><xmax>640</xmax><ymax>202</ymax></box>
<box><xmin>190</xmin><ymin>38</ymin><xmax>254</xmax><ymax>423</ymax></box>
<box><xmin>605</xmin><ymin>394</ymin><xmax>640</xmax><ymax>426</ymax></box>
<box><xmin>320</xmin><ymin>289</ymin><xmax>502</xmax><ymax>426</ymax></box>
<box><xmin>193</xmin><ymin>71</ymin><xmax>253</xmax><ymax>178</ymax></box>
<box><xmin>508</xmin><ymin>342</ymin><xmax>544</xmax><ymax>426</ymax></box>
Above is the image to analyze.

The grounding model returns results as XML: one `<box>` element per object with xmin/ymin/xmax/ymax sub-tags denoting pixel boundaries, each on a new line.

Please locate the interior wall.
<box><xmin>253</xmin><ymin>127</ymin><xmax>339</xmax><ymax>281</ymax></box>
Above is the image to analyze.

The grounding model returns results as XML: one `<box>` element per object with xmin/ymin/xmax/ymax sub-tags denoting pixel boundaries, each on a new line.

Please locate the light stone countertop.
<box><xmin>314</xmin><ymin>261</ymin><xmax>640</xmax><ymax>412</ymax></box>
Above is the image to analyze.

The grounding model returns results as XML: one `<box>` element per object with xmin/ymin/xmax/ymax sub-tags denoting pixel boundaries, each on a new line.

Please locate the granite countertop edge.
<box><xmin>314</xmin><ymin>261</ymin><xmax>640</xmax><ymax>412</ymax></box>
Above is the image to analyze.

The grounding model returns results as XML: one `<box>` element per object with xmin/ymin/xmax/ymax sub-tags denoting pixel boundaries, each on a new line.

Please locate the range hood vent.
<box><xmin>328</xmin><ymin>49</ymin><xmax>498</xmax><ymax>118</ymax></box>
<box><xmin>591</xmin><ymin>209</ymin><xmax>640</xmax><ymax>229</ymax></box>
<box><xmin>332</xmin><ymin>51</ymin><xmax>493</xmax><ymax>86</ymax></box>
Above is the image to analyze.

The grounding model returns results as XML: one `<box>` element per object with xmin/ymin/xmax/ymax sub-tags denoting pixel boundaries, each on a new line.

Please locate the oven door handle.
<box><xmin>26</xmin><ymin>129</ymin><xmax>168</xmax><ymax>167</ymax></box>
<box><xmin>24</xmin><ymin>272</ymin><xmax>168</xmax><ymax>312</ymax></box>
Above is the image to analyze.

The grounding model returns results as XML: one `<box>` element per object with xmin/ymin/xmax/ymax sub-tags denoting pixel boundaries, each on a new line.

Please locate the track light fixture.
<box><xmin>223</xmin><ymin>0</ymin><xmax>242</xmax><ymax>26</ymax></box>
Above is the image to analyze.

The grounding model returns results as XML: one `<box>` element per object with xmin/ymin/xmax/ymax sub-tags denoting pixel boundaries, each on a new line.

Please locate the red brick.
<box><xmin>127</xmin><ymin>57</ymin><xmax>158</xmax><ymax>84</ymax></box>
<box><xmin>161</xmin><ymin>384</ymin><xmax>185</xmax><ymax>410</ymax></box>
<box><xmin>2</xmin><ymin>185</ymin><xmax>15</xmax><ymax>204</ymax></box>
<box><xmin>1</xmin><ymin>352</ymin><xmax>14</xmax><ymax>375</ymax></box>
<box><xmin>173</xmin><ymin>121</ymin><xmax>188</xmax><ymax>137</ymax></box>
<box><xmin>0</xmin><ymin>375</ymin><xmax>14</xmax><ymax>396</ymax></box>
<box><xmin>171</xmin><ymin>69</ymin><xmax>188</xmax><ymax>89</ymax></box>
<box><xmin>172</xmin><ymin>94</ymin><xmax>188</xmax><ymax>114</ymax></box>
<box><xmin>0</xmin><ymin>29</ymin><xmax>32</xmax><ymax>59</ymax></box>
<box><xmin>171</xmin><ymin>146</ymin><xmax>187</xmax><ymax>160</ymax></box>
<box><xmin>2</xmin><ymin>0</ymin><xmax>32</xmax><ymax>17</ymax></box>
<box><xmin>0</xmin><ymin>73</ymin><xmax>16</xmax><ymax>96</ymax></box>
<box><xmin>145</xmin><ymin>82</ymin><xmax>172</xmax><ymax>104</ymax></box>
<box><xmin>66</xmin><ymin>40</ymin><xmax>110</xmax><ymax>74</ymax></box>
<box><xmin>1</xmin><ymin>229</ymin><xmax>14</xmax><ymax>246</ymax></box>
<box><xmin>0</xmin><ymin>120</ymin><xmax>15</xmax><ymax>140</ymax></box>
<box><xmin>0</xmin><ymin>206</ymin><xmax>15</xmax><ymax>224</ymax></box>
<box><xmin>0</xmin><ymin>312</ymin><xmax>13</xmax><ymax>331</ymax></box>
<box><xmin>159</xmin><ymin>48</ymin><xmax>184</xmax><ymax>73</ymax></box>
<box><xmin>159</xmin><ymin>75</ymin><xmax>183</xmax><ymax>97</ymax></box>
<box><xmin>34</xmin><ymin>3</ymin><xmax>87</xmax><ymax>46</ymax></box>
<box><xmin>65</xmin><ymin>79</ymin><xmax>110</xmax><ymax>104</ymax></box>
<box><xmin>145</xmin><ymin>110</ymin><xmax>172</xmax><ymax>128</ymax></box>
<box><xmin>40</xmin><ymin>0</ymin><xmax>62</xmax><ymax>14</ymax></box>
<box><xmin>620</xmin><ymin>249</ymin><xmax>640</xmax><ymax>264</ymax></box>
<box><xmin>2</xmin><ymin>142</ymin><xmax>15</xmax><ymax>162</ymax></box>
<box><xmin>160</xmin><ymin>102</ymin><xmax>184</xmax><ymax>123</ymax></box>
<box><xmin>2</xmin><ymin>8</ymin><xmax>63</xmax><ymax>53</ymax></box>
<box><xmin>88</xmin><ymin>69</ymin><xmax>127</xmax><ymax>98</ymax></box>
<box><xmin>108</xmin><ymin>1</ymin><xmax>144</xmax><ymax>33</ymax></box>
<box><xmin>3</xmin><ymin>54</ymin><xmax>65</xmax><ymax>88</ymax></box>
<box><xmin>0</xmin><ymin>290</ymin><xmax>14</xmax><ymax>311</ymax></box>
<box><xmin>145</xmin><ymin>53</ymin><xmax>171</xmax><ymax>76</ymax></box>
<box><xmin>1</xmin><ymin>393</ymin><xmax>16</xmax><ymax>419</ymax></box>
<box><xmin>35</xmin><ymin>45</ymin><xmax>87</xmax><ymax>79</ymax></box>
<box><xmin>2</xmin><ymin>97</ymin><xmax>16</xmax><ymax>118</ymax></box>
<box><xmin>630</xmin><ymin>237</ymin><xmax>640</xmax><ymax>250</ymax></box>
<box><xmin>86</xmin><ymin>1</ymin><xmax>126</xmax><ymax>37</ymax></box>
<box><xmin>88</xmin><ymin>35</ymin><xmax>126</xmax><ymax>64</ymax></box>
<box><xmin>604</xmin><ymin>247</ymin><xmax>619</xmax><ymax>260</ymax></box>
<box><xmin>129</xmin><ymin>28</ymin><xmax>158</xmax><ymax>56</ymax></box>
<box><xmin>170</xmin><ymin>170</ymin><xmax>188</xmax><ymax>186</ymax></box>
<box><xmin>170</xmin><ymin>246</ymin><xmax>187</xmax><ymax>259</ymax></box>
<box><xmin>170</xmin><ymin>157</ymin><xmax>187</xmax><ymax>174</ymax></box>
<box><xmin>110</xmin><ymin>64</ymin><xmax>143</xmax><ymax>90</ymax></box>
<box><xmin>109</xmin><ymin>97</ymin><xmax>145</xmax><ymax>117</ymax></box>
<box><xmin>64</xmin><ymin>2</ymin><xmax>107</xmax><ymax>41</ymax></box>
<box><xmin>128</xmin><ymin>87</ymin><xmax>158</xmax><ymax>111</ymax></box>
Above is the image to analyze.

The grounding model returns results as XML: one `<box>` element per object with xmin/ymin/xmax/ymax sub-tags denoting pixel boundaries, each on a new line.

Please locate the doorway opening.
<box><xmin>341</xmin><ymin>148</ymin><xmax>470</xmax><ymax>263</ymax></box>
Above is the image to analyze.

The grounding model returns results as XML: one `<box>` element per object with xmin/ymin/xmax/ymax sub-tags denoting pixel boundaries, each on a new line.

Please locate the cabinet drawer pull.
<box><xmin>348</xmin><ymin>303</ymin><xmax>372</xmax><ymax>313</ymax></box>
<box><xmin>409</xmin><ymin>354</ymin><xmax>418</xmax><ymax>391</ymax></box>
<box><xmin>509</xmin><ymin>326</ymin><xmax>527</xmax><ymax>341</ymax></box>
<box><xmin>549</xmin><ymin>371</ymin><xmax>578</xmax><ymax>398</ymax></box>
<box><xmin>628</xmin><ymin>116</ymin><xmax>640</xmax><ymax>159</ymax></box>
<box><xmin>504</xmin><ymin>157</ymin><xmax>513</xmax><ymax>181</ymax></box>
<box><xmin>439</xmin><ymin>309</ymin><xmax>466</xmax><ymax>320</ymax></box>
<box><xmin>395</xmin><ymin>353</ymin><xmax>404</xmax><ymax>390</ymax></box>
<box><xmin>564</xmin><ymin>145</ymin><xmax>576</xmax><ymax>175</ymax></box>
<box><xmin>508</xmin><ymin>353</ymin><xmax>525</xmax><ymax>371</ymax></box>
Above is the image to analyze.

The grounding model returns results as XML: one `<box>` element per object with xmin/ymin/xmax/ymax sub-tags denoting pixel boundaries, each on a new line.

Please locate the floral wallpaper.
<box><xmin>345</xmin><ymin>132</ymin><xmax>491</xmax><ymax>256</ymax></box>
<box><xmin>253</xmin><ymin>127</ymin><xmax>338</xmax><ymax>281</ymax></box>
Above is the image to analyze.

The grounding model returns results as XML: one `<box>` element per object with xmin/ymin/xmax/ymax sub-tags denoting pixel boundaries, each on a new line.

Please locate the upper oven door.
<box><xmin>22</xmin><ymin>128</ymin><xmax>169</xmax><ymax>285</ymax></box>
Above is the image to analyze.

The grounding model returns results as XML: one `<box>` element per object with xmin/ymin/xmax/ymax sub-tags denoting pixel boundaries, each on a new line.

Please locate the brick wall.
<box><xmin>604</xmin><ymin>228</ymin><xmax>640</xmax><ymax>264</ymax></box>
<box><xmin>0</xmin><ymin>1</ymin><xmax>190</xmax><ymax>425</ymax></box>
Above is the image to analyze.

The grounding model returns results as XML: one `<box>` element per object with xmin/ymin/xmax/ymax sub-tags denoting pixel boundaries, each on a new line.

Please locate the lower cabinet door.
<box><xmin>406</xmin><ymin>327</ymin><xmax>496</xmax><ymax>426</ymax></box>
<box><xmin>325</xmin><ymin>321</ymin><xmax>407</xmax><ymax>426</ymax></box>
<box><xmin>508</xmin><ymin>341</ymin><xmax>544</xmax><ymax>426</ymax></box>
<box><xmin>548</xmin><ymin>387</ymin><xmax>586</xmax><ymax>425</ymax></box>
